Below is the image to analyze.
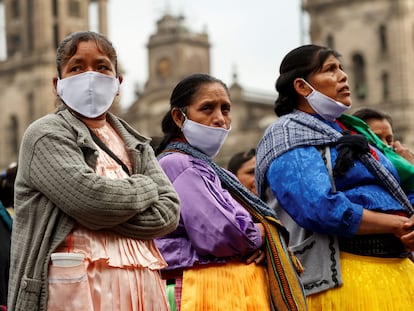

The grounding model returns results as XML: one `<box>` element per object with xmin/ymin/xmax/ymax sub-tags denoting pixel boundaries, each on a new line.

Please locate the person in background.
<box><xmin>155</xmin><ymin>73</ymin><xmax>307</xmax><ymax>311</ymax></box>
<box><xmin>0</xmin><ymin>163</ymin><xmax>15</xmax><ymax>310</ymax></box>
<box><xmin>353</xmin><ymin>107</ymin><xmax>414</xmax><ymax>165</ymax></box>
<box><xmin>0</xmin><ymin>163</ymin><xmax>17</xmax><ymax>216</ymax></box>
<box><xmin>0</xmin><ymin>199</ymin><xmax>11</xmax><ymax>311</ymax></box>
<box><xmin>8</xmin><ymin>31</ymin><xmax>180</xmax><ymax>311</ymax></box>
<box><xmin>256</xmin><ymin>44</ymin><xmax>414</xmax><ymax>310</ymax></box>
<box><xmin>339</xmin><ymin>108</ymin><xmax>414</xmax><ymax>196</ymax></box>
<box><xmin>227</xmin><ymin>148</ymin><xmax>257</xmax><ymax>195</ymax></box>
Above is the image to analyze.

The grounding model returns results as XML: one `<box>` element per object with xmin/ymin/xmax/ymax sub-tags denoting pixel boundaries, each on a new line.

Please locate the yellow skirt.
<box><xmin>307</xmin><ymin>252</ymin><xmax>414</xmax><ymax>311</ymax></box>
<box><xmin>180</xmin><ymin>262</ymin><xmax>270</xmax><ymax>311</ymax></box>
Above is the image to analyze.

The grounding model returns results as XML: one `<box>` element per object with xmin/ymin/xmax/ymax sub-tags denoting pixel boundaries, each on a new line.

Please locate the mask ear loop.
<box><xmin>171</xmin><ymin>108</ymin><xmax>187</xmax><ymax>131</ymax></box>
<box><xmin>179</xmin><ymin>108</ymin><xmax>188</xmax><ymax>119</ymax></box>
<box><xmin>178</xmin><ymin>109</ymin><xmax>189</xmax><ymax>130</ymax></box>
<box><xmin>301</xmin><ymin>78</ymin><xmax>315</xmax><ymax>92</ymax></box>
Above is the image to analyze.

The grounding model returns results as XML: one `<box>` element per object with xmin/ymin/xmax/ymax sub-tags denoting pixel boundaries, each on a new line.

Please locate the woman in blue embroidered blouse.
<box><xmin>256</xmin><ymin>44</ymin><xmax>414</xmax><ymax>311</ymax></box>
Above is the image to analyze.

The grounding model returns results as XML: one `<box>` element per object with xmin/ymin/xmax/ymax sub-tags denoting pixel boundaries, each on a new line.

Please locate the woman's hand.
<box><xmin>391</xmin><ymin>215</ymin><xmax>413</xmax><ymax>238</ymax></box>
<box><xmin>245</xmin><ymin>223</ymin><xmax>266</xmax><ymax>264</ymax></box>
<box><xmin>393</xmin><ymin>140</ymin><xmax>414</xmax><ymax>165</ymax></box>
<box><xmin>400</xmin><ymin>215</ymin><xmax>414</xmax><ymax>251</ymax></box>
<box><xmin>245</xmin><ymin>248</ymin><xmax>266</xmax><ymax>265</ymax></box>
<box><xmin>358</xmin><ymin>209</ymin><xmax>410</xmax><ymax>236</ymax></box>
<box><xmin>358</xmin><ymin>209</ymin><xmax>414</xmax><ymax>250</ymax></box>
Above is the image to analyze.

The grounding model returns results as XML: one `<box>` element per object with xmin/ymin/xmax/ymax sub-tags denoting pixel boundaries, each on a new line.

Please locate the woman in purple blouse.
<box><xmin>154</xmin><ymin>73</ymin><xmax>306</xmax><ymax>311</ymax></box>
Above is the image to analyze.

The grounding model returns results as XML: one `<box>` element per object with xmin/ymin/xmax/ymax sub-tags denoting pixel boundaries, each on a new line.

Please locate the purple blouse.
<box><xmin>155</xmin><ymin>152</ymin><xmax>262</xmax><ymax>273</ymax></box>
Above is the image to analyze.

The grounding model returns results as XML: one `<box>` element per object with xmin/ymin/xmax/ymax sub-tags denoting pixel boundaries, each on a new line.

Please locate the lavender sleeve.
<box><xmin>156</xmin><ymin>153</ymin><xmax>261</xmax><ymax>268</ymax></box>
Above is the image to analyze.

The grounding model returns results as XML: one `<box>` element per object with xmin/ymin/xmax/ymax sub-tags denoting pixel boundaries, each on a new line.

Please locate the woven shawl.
<box><xmin>256</xmin><ymin>110</ymin><xmax>413</xmax><ymax>216</ymax></box>
<box><xmin>160</xmin><ymin>141</ymin><xmax>308</xmax><ymax>311</ymax></box>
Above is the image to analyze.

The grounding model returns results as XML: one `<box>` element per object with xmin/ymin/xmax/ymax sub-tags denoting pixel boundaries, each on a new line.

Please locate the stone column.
<box><xmin>97</xmin><ymin>0</ymin><xmax>108</xmax><ymax>35</ymax></box>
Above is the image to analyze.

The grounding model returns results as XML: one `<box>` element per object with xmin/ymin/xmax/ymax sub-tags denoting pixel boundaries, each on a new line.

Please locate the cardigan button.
<box><xmin>21</xmin><ymin>280</ymin><xmax>28</xmax><ymax>289</ymax></box>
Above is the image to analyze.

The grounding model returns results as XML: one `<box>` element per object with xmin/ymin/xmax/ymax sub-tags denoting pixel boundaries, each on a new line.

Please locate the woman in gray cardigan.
<box><xmin>8</xmin><ymin>31</ymin><xmax>180</xmax><ymax>311</ymax></box>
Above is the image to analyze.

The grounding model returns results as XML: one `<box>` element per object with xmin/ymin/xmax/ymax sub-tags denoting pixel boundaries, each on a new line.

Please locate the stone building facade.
<box><xmin>0</xmin><ymin>0</ymin><xmax>115</xmax><ymax>170</ymax></box>
<box><xmin>0</xmin><ymin>1</ymin><xmax>274</xmax><ymax>170</ymax></box>
<box><xmin>302</xmin><ymin>0</ymin><xmax>414</xmax><ymax>145</ymax></box>
<box><xmin>3</xmin><ymin>0</ymin><xmax>413</xmax><ymax>171</ymax></box>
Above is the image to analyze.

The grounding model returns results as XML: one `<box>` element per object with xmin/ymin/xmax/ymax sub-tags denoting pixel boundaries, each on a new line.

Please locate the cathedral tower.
<box><xmin>123</xmin><ymin>13</ymin><xmax>274</xmax><ymax>165</ymax></box>
<box><xmin>302</xmin><ymin>0</ymin><xmax>414</xmax><ymax>146</ymax></box>
<box><xmin>124</xmin><ymin>14</ymin><xmax>211</xmax><ymax>137</ymax></box>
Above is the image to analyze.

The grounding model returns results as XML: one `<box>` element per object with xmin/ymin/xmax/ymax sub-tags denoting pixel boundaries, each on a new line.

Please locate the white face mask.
<box><xmin>181</xmin><ymin>115</ymin><xmax>230</xmax><ymax>158</ymax></box>
<box><xmin>57</xmin><ymin>71</ymin><xmax>120</xmax><ymax>118</ymax></box>
<box><xmin>302</xmin><ymin>79</ymin><xmax>350</xmax><ymax>121</ymax></box>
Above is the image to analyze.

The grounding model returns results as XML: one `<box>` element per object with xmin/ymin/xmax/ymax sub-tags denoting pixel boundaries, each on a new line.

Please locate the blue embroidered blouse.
<box><xmin>266</xmin><ymin>119</ymin><xmax>412</xmax><ymax>238</ymax></box>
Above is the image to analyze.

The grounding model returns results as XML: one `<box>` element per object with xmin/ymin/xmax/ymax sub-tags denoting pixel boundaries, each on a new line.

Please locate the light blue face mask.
<box><xmin>302</xmin><ymin>79</ymin><xmax>351</xmax><ymax>121</ymax></box>
<box><xmin>181</xmin><ymin>114</ymin><xmax>231</xmax><ymax>158</ymax></box>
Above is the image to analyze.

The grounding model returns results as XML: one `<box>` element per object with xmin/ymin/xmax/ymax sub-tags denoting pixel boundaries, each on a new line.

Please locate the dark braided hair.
<box><xmin>274</xmin><ymin>45</ymin><xmax>341</xmax><ymax>117</ymax></box>
<box><xmin>227</xmin><ymin>148</ymin><xmax>256</xmax><ymax>175</ymax></box>
<box><xmin>353</xmin><ymin>108</ymin><xmax>393</xmax><ymax>127</ymax></box>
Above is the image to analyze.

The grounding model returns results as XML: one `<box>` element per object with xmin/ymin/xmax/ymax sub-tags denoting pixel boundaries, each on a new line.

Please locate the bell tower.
<box><xmin>125</xmin><ymin>13</ymin><xmax>211</xmax><ymax>137</ymax></box>
<box><xmin>0</xmin><ymin>0</ymin><xmax>108</xmax><ymax>169</ymax></box>
<box><xmin>146</xmin><ymin>14</ymin><xmax>210</xmax><ymax>92</ymax></box>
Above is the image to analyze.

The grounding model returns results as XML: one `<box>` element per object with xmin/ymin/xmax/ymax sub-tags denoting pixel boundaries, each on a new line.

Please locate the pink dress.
<box><xmin>47</xmin><ymin>122</ymin><xmax>169</xmax><ymax>311</ymax></box>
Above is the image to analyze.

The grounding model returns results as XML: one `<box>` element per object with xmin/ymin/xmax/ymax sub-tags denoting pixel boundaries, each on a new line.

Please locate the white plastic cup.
<box><xmin>51</xmin><ymin>252</ymin><xmax>85</xmax><ymax>267</ymax></box>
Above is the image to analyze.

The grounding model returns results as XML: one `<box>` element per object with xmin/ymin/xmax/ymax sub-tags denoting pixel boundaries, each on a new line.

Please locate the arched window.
<box><xmin>68</xmin><ymin>0</ymin><xmax>81</xmax><ymax>17</ymax></box>
<box><xmin>27</xmin><ymin>0</ymin><xmax>34</xmax><ymax>52</ymax></box>
<box><xmin>352</xmin><ymin>53</ymin><xmax>367</xmax><ymax>100</ymax></box>
<box><xmin>381</xmin><ymin>71</ymin><xmax>389</xmax><ymax>100</ymax></box>
<box><xmin>27</xmin><ymin>92</ymin><xmax>35</xmax><ymax>123</ymax></box>
<box><xmin>8</xmin><ymin>33</ymin><xmax>20</xmax><ymax>57</ymax></box>
<box><xmin>53</xmin><ymin>24</ymin><xmax>59</xmax><ymax>49</ymax></box>
<box><xmin>11</xmin><ymin>0</ymin><xmax>19</xmax><ymax>19</ymax></box>
<box><xmin>379</xmin><ymin>24</ymin><xmax>387</xmax><ymax>54</ymax></box>
<box><xmin>326</xmin><ymin>34</ymin><xmax>334</xmax><ymax>49</ymax></box>
<box><xmin>9</xmin><ymin>115</ymin><xmax>19</xmax><ymax>156</ymax></box>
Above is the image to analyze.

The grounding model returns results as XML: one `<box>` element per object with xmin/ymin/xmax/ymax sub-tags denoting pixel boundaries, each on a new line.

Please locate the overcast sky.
<box><xmin>104</xmin><ymin>0</ymin><xmax>309</xmax><ymax>108</ymax></box>
<box><xmin>108</xmin><ymin>0</ymin><xmax>308</xmax><ymax>106</ymax></box>
<box><xmin>0</xmin><ymin>1</ymin><xmax>308</xmax><ymax>108</ymax></box>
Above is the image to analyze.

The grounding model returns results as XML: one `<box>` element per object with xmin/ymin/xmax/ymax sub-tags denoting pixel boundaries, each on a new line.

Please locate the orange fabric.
<box><xmin>180</xmin><ymin>262</ymin><xmax>270</xmax><ymax>311</ymax></box>
<box><xmin>232</xmin><ymin>188</ymin><xmax>307</xmax><ymax>311</ymax></box>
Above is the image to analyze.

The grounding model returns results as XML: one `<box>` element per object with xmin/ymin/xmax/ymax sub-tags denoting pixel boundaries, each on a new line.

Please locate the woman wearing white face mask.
<box><xmin>8</xmin><ymin>31</ymin><xmax>180</xmax><ymax>311</ymax></box>
<box><xmin>154</xmin><ymin>73</ymin><xmax>307</xmax><ymax>311</ymax></box>
<box><xmin>256</xmin><ymin>44</ymin><xmax>414</xmax><ymax>310</ymax></box>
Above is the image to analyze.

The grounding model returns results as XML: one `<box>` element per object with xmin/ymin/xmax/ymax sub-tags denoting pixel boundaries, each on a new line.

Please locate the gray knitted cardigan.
<box><xmin>8</xmin><ymin>107</ymin><xmax>180</xmax><ymax>311</ymax></box>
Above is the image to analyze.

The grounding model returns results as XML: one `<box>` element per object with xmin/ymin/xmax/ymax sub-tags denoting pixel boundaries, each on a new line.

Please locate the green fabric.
<box><xmin>166</xmin><ymin>284</ymin><xmax>176</xmax><ymax>311</ymax></box>
<box><xmin>339</xmin><ymin>114</ymin><xmax>414</xmax><ymax>191</ymax></box>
